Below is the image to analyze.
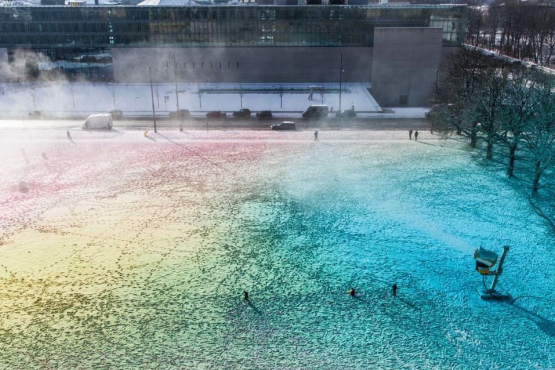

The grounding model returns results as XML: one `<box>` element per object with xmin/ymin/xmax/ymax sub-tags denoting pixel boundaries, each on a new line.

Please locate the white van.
<box><xmin>82</xmin><ymin>114</ymin><xmax>113</xmax><ymax>130</ymax></box>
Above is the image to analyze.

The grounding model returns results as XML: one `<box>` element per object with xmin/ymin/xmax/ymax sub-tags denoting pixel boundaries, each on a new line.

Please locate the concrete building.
<box><xmin>371</xmin><ymin>27</ymin><xmax>443</xmax><ymax>106</ymax></box>
<box><xmin>0</xmin><ymin>5</ymin><xmax>467</xmax><ymax>106</ymax></box>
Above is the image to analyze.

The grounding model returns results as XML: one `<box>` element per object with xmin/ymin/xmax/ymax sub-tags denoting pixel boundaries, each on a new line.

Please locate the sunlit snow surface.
<box><xmin>0</xmin><ymin>129</ymin><xmax>554</xmax><ymax>369</ymax></box>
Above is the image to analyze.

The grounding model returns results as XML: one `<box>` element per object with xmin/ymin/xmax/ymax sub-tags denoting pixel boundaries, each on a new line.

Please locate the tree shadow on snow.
<box><xmin>508</xmin><ymin>303</ymin><xmax>555</xmax><ymax>337</ymax></box>
<box><xmin>246</xmin><ymin>300</ymin><xmax>263</xmax><ymax>315</ymax></box>
<box><xmin>415</xmin><ymin>139</ymin><xmax>473</xmax><ymax>153</ymax></box>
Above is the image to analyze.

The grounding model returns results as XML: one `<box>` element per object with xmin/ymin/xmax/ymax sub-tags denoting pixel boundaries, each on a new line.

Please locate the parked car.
<box><xmin>303</xmin><ymin>105</ymin><xmax>329</xmax><ymax>119</ymax></box>
<box><xmin>256</xmin><ymin>110</ymin><xmax>273</xmax><ymax>119</ymax></box>
<box><xmin>271</xmin><ymin>121</ymin><xmax>296</xmax><ymax>131</ymax></box>
<box><xmin>96</xmin><ymin>56</ymin><xmax>112</xmax><ymax>64</ymax></box>
<box><xmin>206</xmin><ymin>111</ymin><xmax>226</xmax><ymax>118</ymax></box>
<box><xmin>28</xmin><ymin>110</ymin><xmax>42</xmax><ymax>118</ymax></box>
<box><xmin>82</xmin><ymin>113</ymin><xmax>113</xmax><ymax>130</ymax></box>
<box><xmin>110</xmin><ymin>109</ymin><xmax>123</xmax><ymax>119</ymax></box>
<box><xmin>169</xmin><ymin>109</ymin><xmax>191</xmax><ymax>120</ymax></box>
<box><xmin>335</xmin><ymin>109</ymin><xmax>357</xmax><ymax>118</ymax></box>
<box><xmin>233</xmin><ymin>108</ymin><xmax>251</xmax><ymax>118</ymax></box>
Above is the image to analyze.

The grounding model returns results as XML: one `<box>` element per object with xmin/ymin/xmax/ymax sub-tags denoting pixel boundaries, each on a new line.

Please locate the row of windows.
<box><xmin>0</xmin><ymin>5</ymin><xmax>466</xmax><ymax>23</ymax></box>
<box><xmin>0</xmin><ymin>30</ymin><xmax>464</xmax><ymax>47</ymax></box>
<box><xmin>0</xmin><ymin>33</ymin><xmax>368</xmax><ymax>46</ymax></box>
<box><xmin>0</xmin><ymin>19</ymin><xmax>418</xmax><ymax>34</ymax></box>
<box><xmin>0</xmin><ymin>20</ymin><xmax>456</xmax><ymax>35</ymax></box>
<box><xmin>0</xmin><ymin>22</ymin><xmax>110</xmax><ymax>33</ymax></box>
<box><xmin>0</xmin><ymin>6</ymin><xmax>466</xmax><ymax>47</ymax></box>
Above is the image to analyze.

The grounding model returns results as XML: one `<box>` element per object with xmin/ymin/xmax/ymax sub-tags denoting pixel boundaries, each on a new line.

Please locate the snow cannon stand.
<box><xmin>473</xmin><ymin>246</ymin><xmax>511</xmax><ymax>300</ymax></box>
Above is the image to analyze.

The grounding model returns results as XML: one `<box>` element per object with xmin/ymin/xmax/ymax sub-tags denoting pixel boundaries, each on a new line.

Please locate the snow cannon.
<box><xmin>473</xmin><ymin>247</ymin><xmax>498</xmax><ymax>275</ymax></box>
<box><xmin>473</xmin><ymin>246</ymin><xmax>511</xmax><ymax>300</ymax></box>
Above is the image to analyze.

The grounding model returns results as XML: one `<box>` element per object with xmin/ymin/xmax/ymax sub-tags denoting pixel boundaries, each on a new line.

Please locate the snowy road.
<box><xmin>0</xmin><ymin>117</ymin><xmax>430</xmax><ymax>131</ymax></box>
<box><xmin>0</xmin><ymin>129</ymin><xmax>554</xmax><ymax>369</ymax></box>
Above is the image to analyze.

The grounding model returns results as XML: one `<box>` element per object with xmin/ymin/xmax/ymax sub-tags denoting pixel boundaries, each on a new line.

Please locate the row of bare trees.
<box><xmin>429</xmin><ymin>48</ymin><xmax>555</xmax><ymax>231</ymax></box>
<box><xmin>466</xmin><ymin>2</ymin><xmax>555</xmax><ymax>68</ymax></box>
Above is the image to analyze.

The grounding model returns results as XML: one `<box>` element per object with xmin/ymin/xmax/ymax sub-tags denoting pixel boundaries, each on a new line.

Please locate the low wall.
<box><xmin>112</xmin><ymin>47</ymin><xmax>373</xmax><ymax>84</ymax></box>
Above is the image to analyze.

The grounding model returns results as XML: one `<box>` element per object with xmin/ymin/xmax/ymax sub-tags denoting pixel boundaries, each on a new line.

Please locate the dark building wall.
<box><xmin>112</xmin><ymin>47</ymin><xmax>373</xmax><ymax>84</ymax></box>
<box><xmin>0</xmin><ymin>48</ymin><xmax>7</xmax><ymax>81</ymax></box>
<box><xmin>40</xmin><ymin>0</ymin><xmax>65</xmax><ymax>4</ymax></box>
<box><xmin>371</xmin><ymin>27</ymin><xmax>442</xmax><ymax>107</ymax></box>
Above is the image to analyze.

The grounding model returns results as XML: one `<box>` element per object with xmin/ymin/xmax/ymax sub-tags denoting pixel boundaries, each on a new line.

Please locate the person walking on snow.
<box><xmin>67</xmin><ymin>130</ymin><xmax>74</xmax><ymax>143</ymax></box>
<box><xmin>409</xmin><ymin>129</ymin><xmax>413</xmax><ymax>140</ymax></box>
<box><xmin>314</xmin><ymin>130</ymin><xmax>319</xmax><ymax>141</ymax></box>
<box><xmin>414</xmin><ymin>130</ymin><xmax>419</xmax><ymax>141</ymax></box>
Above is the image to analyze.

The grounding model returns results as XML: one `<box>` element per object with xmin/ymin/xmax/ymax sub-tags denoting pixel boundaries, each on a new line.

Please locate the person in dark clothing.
<box><xmin>243</xmin><ymin>290</ymin><xmax>249</xmax><ymax>302</ymax></box>
<box><xmin>409</xmin><ymin>129</ymin><xmax>413</xmax><ymax>140</ymax></box>
<box><xmin>414</xmin><ymin>130</ymin><xmax>419</xmax><ymax>141</ymax></box>
<box><xmin>392</xmin><ymin>283</ymin><xmax>398</xmax><ymax>298</ymax></box>
<box><xmin>314</xmin><ymin>130</ymin><xmax>319</xmax><ymax>141</ymax></box>
<box><xmin>348</xmin><ymin>288</ymin><xmax>356</xmax><ymax>297</ymax></box>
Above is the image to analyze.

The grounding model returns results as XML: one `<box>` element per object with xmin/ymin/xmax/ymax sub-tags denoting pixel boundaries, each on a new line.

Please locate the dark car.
<box><xmin>169</xmin><ymin>109</ymin><xmax>191</xmax><ymax>120</ymax></box>
<box><xmin>232</xmin><ymin>108</ymin><xmax>251</xmax><ymax>118</ymax></box>
<box><xmin>256</xmin><ymin>110</ymin><xmax>273</xmax><ymax>119</ymax></box>
<box><xmin>96</xmin><ymin>56</ymin><xmax>112</xmax><ymax>64</ymax></box>
<box><xmin>271</xmin><ymin>121</ymin><xmax>296</xmax><ymax>131</ymax></box>
<box><xmin>28</xmin><ymin>110</ymin><xmax>42</xmax><ymax>118</ymax></box>
<box><xmin>206</xmin><ymin>111</ymin><xmax>227</xmax><ymax>118</ymax></box>
<box><xmin>335</xmin><ymin>109</ymin><xmax>357</xmax><ymax>119</ymax></box>
<box><xmin>303</xmin><ymin>105</ymin><xmax>329</xmax><ymax>119</ymax></box>
<box><xmin>110</xmin><ymin>109</ymin><xmax>123</xmax><ymax>119</ymax></box>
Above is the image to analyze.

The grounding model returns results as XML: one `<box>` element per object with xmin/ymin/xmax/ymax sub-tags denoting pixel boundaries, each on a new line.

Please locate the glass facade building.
<box><xmin>0</xmin><ymin>5</ymin><xmax>466</xmax><ymax>49</ymax></box>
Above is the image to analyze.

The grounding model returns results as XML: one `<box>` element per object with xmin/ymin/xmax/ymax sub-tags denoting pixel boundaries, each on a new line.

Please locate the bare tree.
<box><xmin>471</xmin><ymin>61</ymin><xmax>510</xmax><ymax>159</ymax></box>
<box><xmin>430</xmin><ymin>48</ymin><xmax>498</xmax><ymax>148</ymax></box>
<box><xmin>497</xmin><ymin>68</ymin><xmax>540</xmax><ymax>177</ymax></box>
<box><xmin>521</xmin><ymin>74</ymin><xmax>555</xmax><ymax>193</ymax></box>
<box><xmin>467</xmin><ymin>3</ymin><xmax>555</xmax><ymax>68</ymax></box>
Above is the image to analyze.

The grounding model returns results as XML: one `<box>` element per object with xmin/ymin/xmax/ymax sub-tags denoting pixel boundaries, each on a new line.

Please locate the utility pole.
<box><xmin>111</xmin><ymin>84</ymin><xmax>115</xmax><ymax>109</ymax></box>
<box><xmin>149</xmin><ymin>66</ymin><xmax>157</xmax><ymax>133</ymax></box>
<box><xmin>173</xmin><ymin>54</ymin><xmax>179</xmax><ymax>111</ymax></box>
<box><xmin>339</xmin><ymin>53</ymin><xmax>343</xmax><ymax>112</ymax></box>
<box><xmin>32</xmin><ymin>87</ymin><xmax>36</xmax><ymax>110</ymax></box>
<box><xmin>156</xmin><ymin>82</ymin><xmax>160</xmax><ymax>108</ymax></box>
<box><xmin>71</xmin><ymin>83</ymin><xmax>75</xmax><ymax>108</ymax></box>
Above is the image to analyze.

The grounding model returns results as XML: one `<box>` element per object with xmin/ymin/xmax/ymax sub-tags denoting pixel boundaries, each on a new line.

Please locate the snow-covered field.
<box><xmin>0</xmin><ymin>82</ymin><xmax>383</xmax><ymax>117</ymax></box>
<box><xmin>0</xmin><ymin>129</ymin><xmax>554</xmax><ymax>369</ymax></box>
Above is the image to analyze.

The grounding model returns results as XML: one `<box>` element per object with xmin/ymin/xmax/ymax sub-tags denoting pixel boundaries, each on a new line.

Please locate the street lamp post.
<box><xmin>111</xmin><ymin>84</ymin><xmax>116</xmax><ymax>109</ymax></box>
<box><xmin>71</xmin><ymin>83</ymin><xmax>76</xmax><ymax>108</ymax></box>
<box><xmin>339</xmin><ymin>53</ymin><xmax>343</xmax><ymax>112</ymax></box>
<box><xmin>32</xmin><ymin>88</ymin><xmax>36</xmax><ymax>110</ymax></box>
<box><xmin>149</xmin><ymin>66</ymin><xmax>157</xmax><ymax>133</ymax></box>
<box><xmin>173</xmin><ymin>54</ymin><xmax>179</xmax><ymax>111</ymax></box>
